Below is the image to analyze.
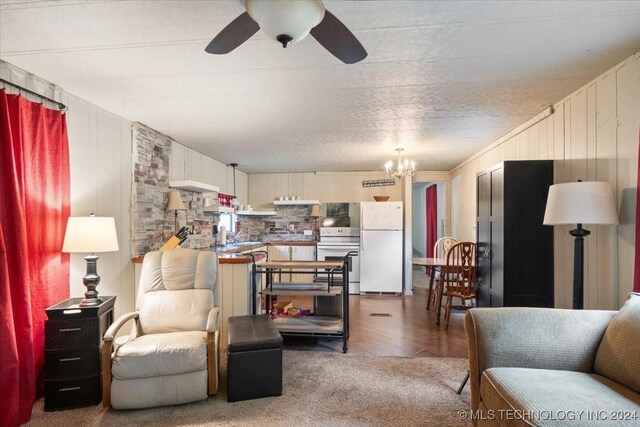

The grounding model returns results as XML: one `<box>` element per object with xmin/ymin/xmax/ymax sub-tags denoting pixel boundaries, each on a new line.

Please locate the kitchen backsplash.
<box><xmin>236</xmin><ymin>205</ymin><xmax>318</xmax><ymax>242</ymax></box>
<box><xmin>131</xmin><ymin>122</ymin><xmax>318</xmax><ymax>256</ymax></box>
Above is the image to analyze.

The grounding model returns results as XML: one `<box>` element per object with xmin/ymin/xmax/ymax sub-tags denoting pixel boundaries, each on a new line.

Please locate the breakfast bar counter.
<box><xmin>131</xmin><ymin>240</ymin><xmax>316</xmax><ymax>265</ymax></box>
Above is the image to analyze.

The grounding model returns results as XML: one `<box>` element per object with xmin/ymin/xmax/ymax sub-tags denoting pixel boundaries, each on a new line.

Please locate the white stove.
<box><xmin>317</xmin><ymin>227</ymin><xmax>360</xmax><ymax>294</ymax></box>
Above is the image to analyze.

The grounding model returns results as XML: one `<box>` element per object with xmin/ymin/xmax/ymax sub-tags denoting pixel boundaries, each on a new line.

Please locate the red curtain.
<box><xmin>426</xmin><ymin>185</ymin><xmax>438</xmax><ymax>258</ymax></box>
<box><xmin>0</xmin><ymin>90</ymin><xmax>70</xmax><ymax>426</ymax></box>
<box><xmin>634</xmin><ymin>129</ymin><xmax>640</xmax><ymax>293</ymax></box>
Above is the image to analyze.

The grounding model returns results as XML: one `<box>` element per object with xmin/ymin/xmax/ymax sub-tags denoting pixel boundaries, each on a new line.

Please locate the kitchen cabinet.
<box><xmin>267</xmin><ymin>245</ymin><xmax>293</xmax><ymax>282</ymax></box>
<box><xmin>169</xmin><ymin>142</ymin><xmax>233</xmax><ymax>194</ymax></box>
<box><xmin>267</xmin><ymin>244</ymin><xmax>317</xmax><ymax>283</ymax></box>
<box><xmin>291</xmin><ymin>245</ymin><xmax>317</xmax><ymax>282</ymax></box>
<box><xmin>476</xmin><ymin>160</ymin><xmax>554</xmax><ymax>308</ymax></box>
<box><xmin>170</xmin><ymin>144</ymin><xmax>206</xmax><ymax>183</ymax></box>
<box><xmin>169</xmin><ymin>143</ymin><xmax>187</xmax><ymax>181</ymax></box>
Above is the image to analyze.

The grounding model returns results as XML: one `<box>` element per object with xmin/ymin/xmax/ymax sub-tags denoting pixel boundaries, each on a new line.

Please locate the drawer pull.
<box><xmin>59</xmin><ymin>357</ymin><xmax>81</xmax><ymax>362</ymax></box>
<box><xmin>59</xmin><ymin>328</ymin><xmax>81</xmax><ymax>332</ymax></box>
<box><xmin>59</xmin><ymin>387</ymin><xmax>81</xmax><ymax>392</ymax></box>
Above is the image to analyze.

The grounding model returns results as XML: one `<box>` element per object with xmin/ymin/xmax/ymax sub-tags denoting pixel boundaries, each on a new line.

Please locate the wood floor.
<box><xmin>283</xmin><ymin>287</ymin><xmax>469</xmax><ymax>359</ymax></box>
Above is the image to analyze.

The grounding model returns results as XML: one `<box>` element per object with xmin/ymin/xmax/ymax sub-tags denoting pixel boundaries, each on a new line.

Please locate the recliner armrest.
<box><xmin>103</xmin><ymin>312</ymin><xmax>139</xmax><ymax>341</ymax></box>
<box><xmin>206</xmin><ymin>306</ymin><xmax>220</xmax><ymax>333</ymax></box>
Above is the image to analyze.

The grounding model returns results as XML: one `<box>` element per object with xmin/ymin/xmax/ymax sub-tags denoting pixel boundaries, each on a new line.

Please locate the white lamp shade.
<box><xmin>543</xmin><ymin>181</ymin><xmax>619</xmax><ymax>225</ymax></box>
<box><xmin>62</xmin><ymin>216</ymin><xmax>119</xmax><ymax>253</ymax></box>
<box><xmin>166</xmin><ymin>190</ymin><xmax>186</xmax><ymax>211</ymax></box>
<box><xmin>245</xmin><ymin>0</ymin><xmax>325</xmax><ymax>43</ymax></box>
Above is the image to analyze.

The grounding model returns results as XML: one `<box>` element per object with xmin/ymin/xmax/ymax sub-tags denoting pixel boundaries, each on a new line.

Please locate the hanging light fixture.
<box><xmin>385</xmin><ymin>148</ymin><xmax>416</xmax><ymax>178</ymax></box>
<box><xmin>230</xmin><ymin>163</ymin><xmax>239</xmax><ymax>207</ymax></box>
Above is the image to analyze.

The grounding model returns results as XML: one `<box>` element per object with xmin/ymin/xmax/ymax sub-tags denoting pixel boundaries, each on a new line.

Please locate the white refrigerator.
<box><xmin>359</xmin><ymin>201</ymin><xmax>403</xmax><ymax>293</ymax></box>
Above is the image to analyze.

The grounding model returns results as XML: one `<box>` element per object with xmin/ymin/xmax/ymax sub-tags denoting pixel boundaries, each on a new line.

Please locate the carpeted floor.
<box><xmin>28</xmin><ymin>351</ymin><xmax>471</xmax><ymax>426</ymax></box>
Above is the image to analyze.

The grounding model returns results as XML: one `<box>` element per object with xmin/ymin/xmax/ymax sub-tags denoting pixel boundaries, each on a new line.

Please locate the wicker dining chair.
<box><xmin>438</xmin><ymin>241</ymin><xmax>476</xmax><ymax>329</ymax></box>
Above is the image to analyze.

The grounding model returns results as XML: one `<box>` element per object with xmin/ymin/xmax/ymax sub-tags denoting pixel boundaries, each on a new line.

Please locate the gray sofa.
<box><xmin>465</xmin><ymin>293</ymin><xmax>640</xmax><ymax>426</ymax></box>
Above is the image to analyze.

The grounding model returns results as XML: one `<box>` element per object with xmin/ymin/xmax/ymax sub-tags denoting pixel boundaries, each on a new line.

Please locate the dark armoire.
<box><xmin>476</xmin><ymin>160</ymin><xmax>554</xmax><ymax>307</ymax></box>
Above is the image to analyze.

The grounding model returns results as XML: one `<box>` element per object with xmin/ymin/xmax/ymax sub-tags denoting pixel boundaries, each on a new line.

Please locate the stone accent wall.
<box><xmin>131</xmin><ymin>123</ymin><xmax>218</xmax><ymax>256</ymax></box>
<box><xmin>237</xmin><ymin>205</ymin><xmax>318</xmax><ymax>242</ymax></box>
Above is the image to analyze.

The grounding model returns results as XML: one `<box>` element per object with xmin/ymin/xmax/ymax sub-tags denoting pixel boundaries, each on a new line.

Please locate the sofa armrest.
<box><xmin>465</xmin><ymin>307</ymin><xmax>616</xmax><ymax>413</ymax></box>
<box><xmin>206</xmin><ymin>306</ymin><xmax>220</xmax><ymax>333</ymax></box>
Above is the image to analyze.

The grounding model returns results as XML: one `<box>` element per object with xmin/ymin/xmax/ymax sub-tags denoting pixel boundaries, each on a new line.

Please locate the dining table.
<box><xmin>412</xmin><ymin>257</ymin><xmax>447</xmax><ymax>309</ymax></box>
<box><xmin>412</xmin><ymin>257</ymin><xmax>476</xmax><ymax>326</ymax></box>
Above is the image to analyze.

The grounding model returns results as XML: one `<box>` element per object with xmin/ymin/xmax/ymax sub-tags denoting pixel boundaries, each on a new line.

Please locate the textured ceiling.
<box><xmin>1</xmin><ymin>0</ymin><xmax>640</xmax><ymax>173</ymax></box>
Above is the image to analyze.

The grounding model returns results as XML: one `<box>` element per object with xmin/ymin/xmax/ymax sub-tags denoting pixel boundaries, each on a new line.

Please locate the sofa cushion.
<box><xmin>595</xmin><ymin>293</ymin><xmax>640</xmax><ymax>394</ymax></box>
<box><xmin>481</xmin><ymin>368</ymin><xmax>640</xmax><ymax>427</ymax></box>
<box><xmin>112</xmin><ymin>331</ymin><xmax>207</xmax><ymax>380</ymax></box>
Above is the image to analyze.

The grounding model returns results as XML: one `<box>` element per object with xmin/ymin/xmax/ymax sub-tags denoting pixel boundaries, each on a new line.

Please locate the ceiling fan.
<box><xmin>205</xmin><ymin>0</ymin><xmax>367</xmax><ymax>64</ymax></box>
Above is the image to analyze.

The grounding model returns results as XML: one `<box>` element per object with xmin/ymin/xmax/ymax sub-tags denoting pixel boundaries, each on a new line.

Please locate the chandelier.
<box><xmin>385</xmin><ymin>148</ymin><xmax>416</xmax><ymax>178</ymax></box>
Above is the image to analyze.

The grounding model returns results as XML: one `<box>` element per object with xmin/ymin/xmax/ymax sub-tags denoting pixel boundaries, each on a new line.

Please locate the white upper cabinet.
<box><xmin>170</xmin><ymin>142</ymin><xmax>249</xmax><ymax>199</ymax></box>
<box><xmin>169</xmin><ymin>143</ymin><xmax>187</xmax><ymax>181</ymax></box>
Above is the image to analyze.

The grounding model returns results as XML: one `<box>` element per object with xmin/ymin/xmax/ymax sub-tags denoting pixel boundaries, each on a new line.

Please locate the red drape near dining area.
<box><xmin>426</xmin><ymin>184</ymin><xmax>438</xmax><ymax>258</ymax></box>
<box><xmin>0</xmin><ymin>89</ymin><xmax>70</xmax><ymax>427</ymax></box>
<box><xmin>634</xmin><ymin>129</ymin><xmax>640</xmax><ymax>293</ymax></box>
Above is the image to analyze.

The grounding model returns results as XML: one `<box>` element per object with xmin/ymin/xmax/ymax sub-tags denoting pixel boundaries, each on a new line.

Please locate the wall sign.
<box><xmin>362</xmin><ymin>179</ymin><xmax>396</xmax><ymax>188</ymax></box>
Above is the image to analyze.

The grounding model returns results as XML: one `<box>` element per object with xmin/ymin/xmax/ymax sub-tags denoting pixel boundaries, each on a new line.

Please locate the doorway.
<box><xmin>411</xmin><ymin>181</ymin><xmax>445</xmax><ymax>289</ymax></box>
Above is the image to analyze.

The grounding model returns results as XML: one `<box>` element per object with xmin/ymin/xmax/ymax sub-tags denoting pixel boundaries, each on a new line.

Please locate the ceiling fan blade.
<box><xmin>310</xmin><ymin>10</ymin><xmax>367</xmax><ymax>64</ymax></box>
<box><xmin>205</xmin><ymin>12</ymin><xmax>260</xmax><ymax>54</ymax></box>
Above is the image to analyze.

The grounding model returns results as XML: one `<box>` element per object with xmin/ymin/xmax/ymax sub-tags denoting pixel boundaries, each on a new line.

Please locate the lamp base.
<box><xmin>569</xmin><ymin>224</ymin><xmax>590</xmax><ymax>310</ymax></box>
<box><xmin>79</xmin><ymin>254</ymin><xmax>103</xmax><ymax>307</ymax></box>
<box><xmin>79</xmin><ymin>297</ymin><xmax>102</xmax><ymax>307</ymax></box>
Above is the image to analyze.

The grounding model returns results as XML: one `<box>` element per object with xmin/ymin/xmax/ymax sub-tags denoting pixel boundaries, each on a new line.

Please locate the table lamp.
<box><xmin>543</xmin><ymin>181</ymin><xmax>618</xmax><ymax>309</ymax></box>
<box><xmin>310</xmin><ymin>204</ymin><xmax>321</xmax><ymax>241</ymax></box>
<box><xmin>62</xmin><ymin>214</ymin><xmax>119</xmax><ymax>306</ymax></box>
<box><xmin>166</xmin><ymin>190</ymin><xmax>186</xmax><ymax>233</ymax></box>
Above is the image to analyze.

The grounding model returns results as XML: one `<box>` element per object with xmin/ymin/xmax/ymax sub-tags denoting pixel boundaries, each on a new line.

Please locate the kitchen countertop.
<box><xmin>132</xmin><ymin>241</ymin><xmax>316</xmax><ymax>265</ymax></box>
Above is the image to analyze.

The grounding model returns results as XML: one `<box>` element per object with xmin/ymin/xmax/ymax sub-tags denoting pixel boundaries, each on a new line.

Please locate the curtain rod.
<box><xmin>0</xmin><ymin>78</ymin><xmax>68</xmax><ymax>112</ymax></box>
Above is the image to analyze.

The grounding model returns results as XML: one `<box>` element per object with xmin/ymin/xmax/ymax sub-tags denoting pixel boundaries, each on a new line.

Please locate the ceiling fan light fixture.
<box><xmin>245</xmin><ymin>0</ymin><xmax>325</xmax><ymax>46</ymax></box>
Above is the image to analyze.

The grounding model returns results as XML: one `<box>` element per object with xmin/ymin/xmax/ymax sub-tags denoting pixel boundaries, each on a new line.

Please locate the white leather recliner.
<box><xmin>101</xmin><ymin>249</ymin><xmax>219</xmax><ymax>409</ymax></box>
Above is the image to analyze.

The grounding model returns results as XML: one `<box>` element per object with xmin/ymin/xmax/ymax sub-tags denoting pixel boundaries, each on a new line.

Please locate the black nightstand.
<box><xmin>44</xmin><ymin>296</ymin><xmax>116</xmax><ymax>411</ymax></box>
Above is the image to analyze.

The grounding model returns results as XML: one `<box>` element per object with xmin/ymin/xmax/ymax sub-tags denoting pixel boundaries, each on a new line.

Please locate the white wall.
<box><xmin>170</xmin><ymin>141</ymin><xmax>248</xmax><ymax>204</ymax></box>
<box><xmin>1</xmin><ymin>60</ymin><xmax>134</xmax><ymax>319</ymax></box>
<box><xmin>248</xmin><ymin>171</ymin><xmax>404</xmax><ymax>207</ymax></box>
<box><xmin>450</xmin><ymin>52</ymin><xmax>640</xmax><ymax>310</ymax></box>
<box><xmin>248</xmin><ymin>170</ymin><xmax>449</xmax><ymax>295</ymax></box>
<box><xmin>412</xmin><ymin>183</ymin><xmax>429</xmax><ymax>256</ymax></box>
<box><xmin>1</xmin><ymin>61</ymin><xmax>249</xmax><ymax>317</ymax></box>
<box><xmin>412</xmin><ymin>182</ymin><xmax>446</xmax><ymax>257</ymax></box>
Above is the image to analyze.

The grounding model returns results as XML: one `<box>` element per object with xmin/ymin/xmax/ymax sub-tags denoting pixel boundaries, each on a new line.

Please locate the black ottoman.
<box><xmin>227</xmin><ymin>315</ymin><xmax>283</xmax><ymax>402</ymax></box>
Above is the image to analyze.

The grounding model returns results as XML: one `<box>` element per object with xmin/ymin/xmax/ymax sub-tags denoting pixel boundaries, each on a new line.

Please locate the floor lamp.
<box><xmin>543</xmin><ymin>181</ymin><xmax>618</xmax><ymax>309</ymax></box>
